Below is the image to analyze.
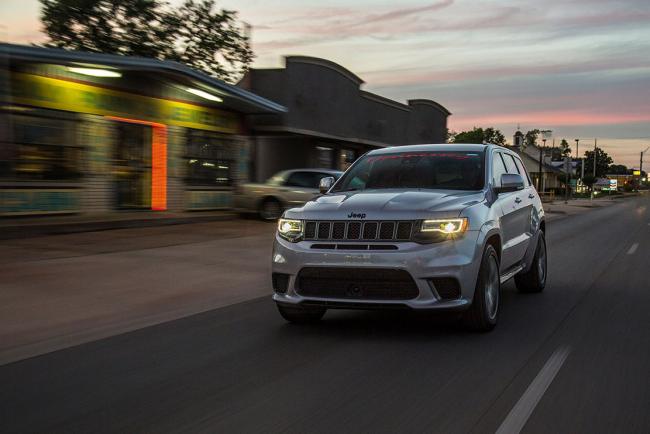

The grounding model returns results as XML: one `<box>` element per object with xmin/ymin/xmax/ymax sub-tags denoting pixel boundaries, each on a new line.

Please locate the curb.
<box><xmin>0</xmin><ymin>213</ymin><xmax>237</xmax><ymax>240</ymax></box>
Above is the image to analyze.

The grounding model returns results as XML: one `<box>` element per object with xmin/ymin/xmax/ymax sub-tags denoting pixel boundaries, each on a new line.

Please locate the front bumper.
<box><xmin>271</xmin><ymin>231</ymin><xmax>482</xmax><ymax>311</ymax></box>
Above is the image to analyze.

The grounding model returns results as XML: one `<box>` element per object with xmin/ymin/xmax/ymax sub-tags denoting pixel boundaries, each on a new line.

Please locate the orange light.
<box><xmin>106</xmin><ymin>116</ymin><xmax>167</xmax><ymax>211</ymax></box>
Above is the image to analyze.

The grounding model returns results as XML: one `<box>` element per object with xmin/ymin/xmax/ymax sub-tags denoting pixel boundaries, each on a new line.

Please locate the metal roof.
<box><xmin>0</xmin><ymin>43</ymin><xmax>287</xmax><ymax>114</ymax></box>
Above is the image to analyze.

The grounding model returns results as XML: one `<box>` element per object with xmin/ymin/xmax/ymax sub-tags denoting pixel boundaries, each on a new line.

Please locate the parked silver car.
<box><xmin>234</xmin><ymin>169</ymin><xmax>343</xmax><ymax>220</ymax></box>
<box><xmin>271</xmin><ymin>144</ymin><xmax>547</xmax><ymax>331</ymax></box>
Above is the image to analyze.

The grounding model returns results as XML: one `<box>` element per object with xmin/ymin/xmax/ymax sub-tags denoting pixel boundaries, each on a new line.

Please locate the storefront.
<box><xmin>0</xmin><ymin>43</ymin><xmax>285</xmax><ymax>216</ymax></box>
<box><xmin>239</xmin><ymin>56</ymin><xmax>450</xmax><ymax>182</ymax></box>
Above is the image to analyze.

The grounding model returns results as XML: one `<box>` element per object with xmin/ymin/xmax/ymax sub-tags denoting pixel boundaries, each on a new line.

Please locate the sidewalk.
<box><xmin>544</xmin><ymin>195</ymin><xmax>631</xmax><ymax>220</ymax></box>
<box><xmin>0</xmin><ymin>210</ymin><xmax>237</xmax><ymax>240</ymax></box>
<box><xmin>0</xmin><ymin>219</ymin><xmax>274</xmax><ymax>365</ymax></box>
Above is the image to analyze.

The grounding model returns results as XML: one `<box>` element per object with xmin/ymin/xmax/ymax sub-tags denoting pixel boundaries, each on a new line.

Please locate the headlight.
<box><xmin>277</xmin><ymin>219</ymin><xmax>303</xmax><ymax>242</ymax></box>
<box><xmin>413</xmin><ymin>218</ymin><xmax>468</xmax><ymax>243</ymax></box>
<box><xmin>421</xmin><ymin>218</ymin><xmax>468</xmax><ymax>234</ymax></box>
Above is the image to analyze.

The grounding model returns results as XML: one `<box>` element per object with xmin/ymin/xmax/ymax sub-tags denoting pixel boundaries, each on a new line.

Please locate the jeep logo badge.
<box><xmin>347</xmin><ymin>212</ymin><xmax>366</xmax><ymax>219</ymax></box>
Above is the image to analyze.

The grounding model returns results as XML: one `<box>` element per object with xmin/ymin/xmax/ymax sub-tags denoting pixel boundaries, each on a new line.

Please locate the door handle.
<box><xmin>515</xmin><ymin>197</ymin><xmax>522</xmax><ymax>204</ymax></box>
<box><xmin>528</xmin><ymin>193</ymin><xmax>535</xmax><ymax>199</ymax></box>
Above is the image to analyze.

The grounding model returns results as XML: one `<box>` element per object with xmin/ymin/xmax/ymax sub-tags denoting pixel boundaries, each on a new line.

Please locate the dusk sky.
<box><xmin>2</xmin><ymin>0</ymin><xmax>649</xmax><ymax>167</ymax></box>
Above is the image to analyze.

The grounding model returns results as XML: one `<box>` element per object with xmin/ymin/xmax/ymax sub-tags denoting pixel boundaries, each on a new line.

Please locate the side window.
<box><xmin>285</xmin><ymin>171</ymin><xmax>312</xmax><ymax>188</ymax></box>
<box><xmin>502</xmin><ymin>153</ymin><xmax>519</xmax><ymax>174</ymax></box>
<box><xmin>492</xmin><ymin>152</ymin><xmax>508</xmax><ymax>187</ymax></box>
<box><xmin>286</xmin><ymin>172</ymin><xmax>323</xmax><ymax>189</ymax></box>
<box><xmin>513</xmin><ymin>156</ymin><xmax>532</xmax><ymax>186</ymax></box>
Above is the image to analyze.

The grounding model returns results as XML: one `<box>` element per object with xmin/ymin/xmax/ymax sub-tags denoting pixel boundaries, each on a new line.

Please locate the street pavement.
<box><xmin>1</xmin><ymin>195</ymin><xmax>649</xmax><ymax>433</ymax></box>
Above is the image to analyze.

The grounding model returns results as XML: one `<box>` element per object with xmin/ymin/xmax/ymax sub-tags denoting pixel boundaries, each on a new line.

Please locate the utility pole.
<box><xmin>639</xmin><ymin>146</ymin><xmax>650</xmax><ymax>189</ymax></box>
<box><xmin>538</xmin><ymin>143</ymin><xmax>543</xmax><ymax>192</ymax></box>
<box><xmin>591</xmin><ymin>138</ymin><xmax>597</xmax><ymax>201</ymax></box>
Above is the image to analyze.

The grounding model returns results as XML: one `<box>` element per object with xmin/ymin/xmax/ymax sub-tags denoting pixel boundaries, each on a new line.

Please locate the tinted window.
<box><xmin>502</xmin><ymin>153</ymin><xmax>519</xmax><ymax>174</ymax></box>
<box><xmin>492</xmin><ymin>153</ymin><xmax>508</xmax><ymax>187</ymax></box>
<box><xmin>286</xmin><ymin>171</ymin><xmax>326</xmax><ymax>189</ymax></box>
<box><xmin>331</xmin><ymin>151</ymin><xmax>485</xmax><ymax>192</ymax></box>
<box><xmin>513</xmin><ymin>156</ymin><xmax>531</xmax><ymax>186</ymax></box>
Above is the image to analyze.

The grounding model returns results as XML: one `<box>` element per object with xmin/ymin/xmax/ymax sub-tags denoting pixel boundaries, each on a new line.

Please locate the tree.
<box><xmin>453</xmin><ymin>127</ymin><xmax>507</xmax><ymax>146</ymax></box>
<box><xmin>608</xmin><ymin>164</ymin><xmax>629</xmax><ymax>175</ymax></box>
<box><xmin>582</xmin><ymin>175</ymin><xmax>596</xmax><ymax>189</ymax></box>
<box><xmin>524</xmin><ymin>129</ymin><xmax>540</xmax><ymax>147</ymax></box>
<box><xmin>583</xmin><ymin>148</ymin><xmax>613</xmax><ymax>178</ymax></box>
<box><xmin>169</xmin><ymin>0</ymin><xmax>253</xmax><ymax>82</ymax></box>
<box><xmin>551</xmin><ymin>139</ymin><xmax>572</xmax><ymax>161</ymax></box>
<box><xmin>40</xmin><ymin>0</ymin><xmax>253</xmax><ymax>82</ymax></box>
<box><xmin>559</xmin><ymin>139</ymin><xmax>571</xmax><ymax>158</ymax></box>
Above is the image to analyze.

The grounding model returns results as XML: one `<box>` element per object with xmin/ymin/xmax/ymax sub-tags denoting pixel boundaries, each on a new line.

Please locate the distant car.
<box><xmin>271</xmin><ymin>144</ymin><xmax>547</xmax><ymax>331</ymax></box>
<box><xmin>234</xmin><ymin>169</ymin><xmax>343</xmax><ymax>220</ymax></box>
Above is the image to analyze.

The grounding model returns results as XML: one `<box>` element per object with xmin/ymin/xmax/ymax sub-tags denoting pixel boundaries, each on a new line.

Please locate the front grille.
<box><xmin>296</xmin><ymin>267</ymin><xmax>419</xmax><ymax>300</ymax></box>
<box><xmin>363</xmin><ymin>222</ymin><xmax>378</xmax><ymax>239</ymax></box>
<box><xmin>429</xmin><ymin>277</ymin><xmax>461</xmax><ymax>300</ymax></box>
<box><xmin>317</xmin><ymin>222</ymin><xmax>331</xmax><ymax>239</ymax></box>
<box><xmin>303</xmin><ymin>220</ymin><xmax>413</xmax><ymax>242</ymax></box>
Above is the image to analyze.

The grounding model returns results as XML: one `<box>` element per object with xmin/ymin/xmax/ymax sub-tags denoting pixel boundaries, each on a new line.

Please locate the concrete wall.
<box><xmin>241</xmin><ymin>56</ymin><xmax>450</xmax><ymax>146</ymax></box>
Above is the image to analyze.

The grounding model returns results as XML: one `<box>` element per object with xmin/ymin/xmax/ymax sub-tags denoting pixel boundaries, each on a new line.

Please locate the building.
<box><xmin>510</xmin><ymin>130</ymin><xmax>563</xmax><ymax>192</ymax></box>
<box><xmin>238</xmin><ymin>56</ymin><xmax>450</xmax><ymax>182</ymax></box>
<box><xmin>0</xmin><ymin>43</ymin><xmax>285</xmax><ymax>216</ymax></box>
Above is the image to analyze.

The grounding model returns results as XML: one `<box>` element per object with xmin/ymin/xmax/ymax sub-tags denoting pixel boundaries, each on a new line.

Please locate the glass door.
<box><xmin>113</xmin><ymin>122</ymin><xmax>152</xmax><ymax>209</ymax></box>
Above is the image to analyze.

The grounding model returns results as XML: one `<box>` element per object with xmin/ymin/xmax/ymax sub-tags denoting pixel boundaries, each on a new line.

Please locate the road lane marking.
<box><xmin>495</xmin><ymin>346</ymin><xmax>571</xmax><ymax>434</ymax></box>
<box><xmin>627</xmin><ymin>243</ymin><xmax>639</xmax><ymax>255</ymax></box>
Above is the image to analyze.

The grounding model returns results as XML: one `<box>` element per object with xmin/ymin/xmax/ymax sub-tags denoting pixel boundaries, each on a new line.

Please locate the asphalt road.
<box><xmin>1</xmin><ymin>196</ymin><xmax>649</xmax><ymax>434</ymax></box>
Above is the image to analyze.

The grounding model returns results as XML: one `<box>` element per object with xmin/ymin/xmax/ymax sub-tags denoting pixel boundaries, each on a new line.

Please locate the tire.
<box><xmin>259</xmin><ymin>197</ymin><xmax>282</xmax><ymax>221</ymax></box>
<box><xmin>277</xmin><ymin>304</ymin><xmax>326</xmax><ymax>323</ymax></box>
<box><xmin>463</xmin><ymin>244</ymin><xmax>500</xmax><ymax>332</ymax></box>
<box><xmin>515</xmin><ymin>232</ymin><xmax>547</xmax><ymax>293</ymax></box>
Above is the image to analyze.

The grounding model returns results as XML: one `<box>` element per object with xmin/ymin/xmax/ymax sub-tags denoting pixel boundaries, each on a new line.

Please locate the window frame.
<box><xmin>0</xmin><ymin>110</ymin><xmax>83</xmax><ymax>182</ymax></box>
<box><xmin>492</xmin><ymin>152</ymin><xmax>509</xmax><ymax>188</ymax></box>
<box><xmin>184</xmin><ymin>130</ymin><xmax>235</xmax><ymax>188</ymax></box>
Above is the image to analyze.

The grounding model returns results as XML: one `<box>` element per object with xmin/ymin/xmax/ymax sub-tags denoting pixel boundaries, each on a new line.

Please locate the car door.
<box><xmin>492</xmin><ymin>152</ymin><xmax>523</xmax><ymax>270</ymax></box>
<box><xmin>512</xmin><ymin>155</ymin><xmax>538</xmax><ymax>239</ymax></box>
<box><xmin>498</xmin><ymin>152</ymin><xmax>531</xmax><ymax>269</ymax></box>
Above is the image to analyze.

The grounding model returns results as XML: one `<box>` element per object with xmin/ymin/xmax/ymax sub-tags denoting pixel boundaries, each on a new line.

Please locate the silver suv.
<box><xmin>271</xmin><ymin>144</ymin><xmax>546</xmax><ymax>331</ymax></box>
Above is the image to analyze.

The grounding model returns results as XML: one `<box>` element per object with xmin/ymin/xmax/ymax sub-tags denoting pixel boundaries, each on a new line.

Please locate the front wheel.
<box><xmin>259</xmin><ymin>198</ymin><xmax>282</xmax><ymax>221</ymax></box>
<box><xmin>277</xmin><ymin>304</ymin><xmax>326</xmax><ymax>323</ymax></box>
<box><xmin>463</xmin><ymin>244</ymin><xmax>500</xmax><ymax>332</ymax></box>
<box><xmin>515</xmin><ymin>232</ymin><xmax>547</xmax><ymax>293</ymax></box>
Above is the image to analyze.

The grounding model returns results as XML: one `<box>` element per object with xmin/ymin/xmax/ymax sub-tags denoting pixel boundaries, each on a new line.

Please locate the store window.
<box><xmin>185</xmin><ymin>130</ymin><xmax>234</xmax><ymax>187</ymax></box>
<box><xmin>339</xmin><ymin>149</ymin><xmax>356</xmax><ymax>171</ymax></box>
<box><xmin>315</xmin><ymin>146</ymin><xmax>333</xmax><ymax>169</ymax></box>
<box><xmin>0</xmin><ymin>113</ymin><xmax>81</xmax><ymax>181</ymax></box>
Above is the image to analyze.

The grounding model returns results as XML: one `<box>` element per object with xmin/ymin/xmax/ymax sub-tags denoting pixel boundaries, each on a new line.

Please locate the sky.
<box><xmin>1</xmin><ymin>0</ymin><xmax>649</xmax><ymax>167</ymax></box>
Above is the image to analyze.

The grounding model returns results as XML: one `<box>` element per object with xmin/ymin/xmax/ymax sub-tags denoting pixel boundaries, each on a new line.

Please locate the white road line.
<box><xmin>627</xmin><ymin>243</ymin><xmax>639</xmax><ymax>255</ymax></box>
<box><xmin>495</xmin><ymin>346</ymin><xmax>571</xmax><ymax>434</ymax></box>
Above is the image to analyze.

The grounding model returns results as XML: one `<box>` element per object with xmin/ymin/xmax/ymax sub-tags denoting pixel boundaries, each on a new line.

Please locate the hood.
<box><xmin>285</xmin><ymin>189</ymin><xmax>485</xmax><ymax>220</ymax></box>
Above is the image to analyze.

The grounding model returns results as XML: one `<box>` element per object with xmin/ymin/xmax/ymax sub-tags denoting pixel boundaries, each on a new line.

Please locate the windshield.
<box><xmin>331</xmin><ymin>150</ymin><xmax>485</xmax><ymax>192</ymax></box>
<box><xmin>266</xmin><ymin>171</ymin><xmax>289</xmax><ymax>186</ymax></box>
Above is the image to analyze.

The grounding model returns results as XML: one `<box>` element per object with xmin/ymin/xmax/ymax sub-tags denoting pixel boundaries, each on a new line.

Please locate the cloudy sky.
<box><xmin>2</xmin><ymin>0</ymin><xmax>649</xmax><ymax>167</ymax></box>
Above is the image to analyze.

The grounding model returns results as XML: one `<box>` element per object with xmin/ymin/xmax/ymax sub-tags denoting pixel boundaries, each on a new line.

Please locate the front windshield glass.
<box><xmin>266</xmin><ymin>171</ymin><xmax>288</xmax><ymax>186</ymax></box>
<box><xmin>331</xmin><ymin>150</ymin><xmax>485</xmax><ymax>192</ymax></box>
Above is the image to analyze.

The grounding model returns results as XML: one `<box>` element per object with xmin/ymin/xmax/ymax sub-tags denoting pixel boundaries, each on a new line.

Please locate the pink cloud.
<box><xmin>451</xmin><ymin>111</ymin><xmax>650</xmax><ymax>132</ymax></box>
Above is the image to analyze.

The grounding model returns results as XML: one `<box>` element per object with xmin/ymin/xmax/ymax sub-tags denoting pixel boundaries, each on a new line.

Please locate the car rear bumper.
<box><xmin>271</xmin><ymin>232</ymin><xmax>482</xmax><ymax>311</ymax></box>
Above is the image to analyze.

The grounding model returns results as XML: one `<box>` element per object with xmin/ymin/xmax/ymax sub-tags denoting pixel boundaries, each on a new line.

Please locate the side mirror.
<box><xmin>496</xmin><ymin>173</ymin><xmax>525</xmax><ymax>194</ymax></box>
<box><xmin>319</xmin><ymin>176</ymin><xmax>335</xmax><ymax>194</ymax></box>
